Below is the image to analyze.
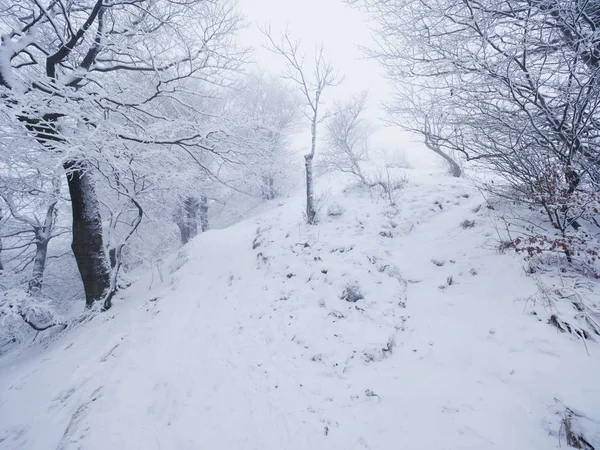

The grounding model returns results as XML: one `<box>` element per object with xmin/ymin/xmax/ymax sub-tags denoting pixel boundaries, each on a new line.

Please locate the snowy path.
<box><xmin>1</xmin><ymin>174</ymin><xmax>599</xmax><ymax>449</ymax></box>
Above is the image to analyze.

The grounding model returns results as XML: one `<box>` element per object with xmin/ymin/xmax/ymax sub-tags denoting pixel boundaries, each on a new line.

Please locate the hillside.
<box><xmin>1</xmin><ymin>171</ymin><xmax>599</xmax><ymax>450</ymax></box>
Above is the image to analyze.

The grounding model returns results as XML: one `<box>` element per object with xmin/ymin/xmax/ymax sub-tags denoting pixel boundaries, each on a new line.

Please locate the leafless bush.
<box><xmin>494</xmin><ymin>188</ymin><xmax>600</xmax><ymax>277</ymax></box>
<box><xmin>369</xmin><ymin>162</ymin><xmax>408</xmax><ymax>207</ymax></box>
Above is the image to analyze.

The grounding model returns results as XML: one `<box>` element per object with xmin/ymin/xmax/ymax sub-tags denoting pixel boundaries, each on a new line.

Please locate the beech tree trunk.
<box><xmin>200</xmin><ymin>195</ymin><xmax>209</xmax><ymax>232</ymax></box>
<box><xmin>0</xmin><ymin>207</ymin><xmax>3</xmax><ymax>272</ymax></box>
<box><xmin>261</xmin><ymin>174</ymin><xmax>275</xmax><ymax>200</ymax></box>
<box><xmin>64</xmin><ymin>160</ymin><xmax>111</xmax><ymax>307</ymax></box>
<box><xmin>28</xmin><ymin>240</ymin><xmax>48</xmax><ymax>294</ymax></box>
<box><xmin>305</xmin><ymin>154</ymin><xmax>316</xmax><ymax>224</ymax></box>
<box><xmin>305</xmin><ymin>114</ymin><xmax>318</xmax><ymax>225</ymax></box>
<box><xmin>176</xmin><ymin>196</ymin><xmax>200</xmax><ymax>244</ymax></box>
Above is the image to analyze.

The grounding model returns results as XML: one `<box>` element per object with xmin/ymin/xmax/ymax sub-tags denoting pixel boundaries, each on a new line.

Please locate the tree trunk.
<box><xmin>64</xmin><ymin>160</ymin><xmax>111</xmax><ymax>307</ymax></box>
<box><xmin>0</xmin><ymin>207</ymin><xmax>3</xmax><ymax>272</ymax></box>
<box><xmin>435</xmin><ymin>147</ymin><xmax>461</xmax><ymax>177</ymax></box>
<box><xmin>176</xmin><ymin>196</ymin><xmax>200</xmax><ymax>244</ymax></box>
<box><xmin>28</xmin><ymin>189</ymin><xmax>58</xmax><ymax>295</ymax></box>
<box><xmin>108</xmin><ymin>247</ymin><xmax>117</xmax><ymax>268</ymax></box>
<box><xmin>305</xmin><ymin>154</ymin><xmax>316</xmax><ymax>224</ymax></box>
<box><xmin>28</xmin><ymin>240</ymin><xmax>48</xmax><ymax>294</ymax></box>
<box><xmin>424</xmin><ymin>137</ymin><xmax>462</xmax><ymax>177</ymax></box>
<box><xmin>305</xmin><ymin>113</ymin><xmax>318</xmax><ymax>225</ymax></box>
<box><xmin>200</xmin><ymin>195</ymin><xmax>209</xmax><ymax>232</ymax></box>
<box><xmin>445</xmin><ymin>156</ymin><xmax>462</xmax><ymax>178</ymax></box>
<box><xmin>262</xmin><ymin>130</ymin><xmax>277</xmax><ymax>200</ymax></box>
<box><xmin>261</xmin><ymin>174</ymin><xmax>275</xmax><ymax>200</ymax></box>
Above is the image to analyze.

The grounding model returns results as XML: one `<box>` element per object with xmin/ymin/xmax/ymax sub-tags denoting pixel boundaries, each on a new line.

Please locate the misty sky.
<box><xmin>236</xmin><ymin>0</ymin><xmax>440</xmax><ymax>169</ymax></box>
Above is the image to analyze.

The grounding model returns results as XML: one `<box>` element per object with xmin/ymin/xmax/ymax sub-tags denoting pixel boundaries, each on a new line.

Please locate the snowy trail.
<box><xmin>1</xmin><ymin>174</ymin><xmax>599</xmax><ymax>449</ymax></box>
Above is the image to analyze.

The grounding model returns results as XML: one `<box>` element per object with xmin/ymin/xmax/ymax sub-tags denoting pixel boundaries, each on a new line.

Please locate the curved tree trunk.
<box><xmin>441</xmin><ymin>151</ymin><xmax>462</xmax><ymax>178</ymax></box>
<box><xmin>64</xmin><ymin>160</ymin><xmax>111</xmax><ymax>307</ymax></box>
<box><xmin>424</xmin><ymin>134</ymin><xmax>462</xmax><ymax>177</ymax></box>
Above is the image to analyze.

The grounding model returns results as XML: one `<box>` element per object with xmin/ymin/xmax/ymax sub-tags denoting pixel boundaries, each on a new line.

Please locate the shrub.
<box><xmin>341</xmin><ymin>282</ymin><xmax>364</xmax><ymax>303</ymax></box>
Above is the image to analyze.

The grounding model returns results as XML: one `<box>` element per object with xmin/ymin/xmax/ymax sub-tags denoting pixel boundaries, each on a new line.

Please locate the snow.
<box><xmin>1</xmin><ymin>170</ymin><xmax>599</xmax><ymax>449</ymax></box>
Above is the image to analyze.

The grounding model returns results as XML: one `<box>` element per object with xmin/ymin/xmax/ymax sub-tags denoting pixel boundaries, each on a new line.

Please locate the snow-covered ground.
<box><xmin>1</xmin><ymin>169</ymin><xmax>599</xmax><ymax>449</ymax></box>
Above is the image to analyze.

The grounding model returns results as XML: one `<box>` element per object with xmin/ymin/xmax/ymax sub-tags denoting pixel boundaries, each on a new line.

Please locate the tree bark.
<box><xmin>424</xmin><ymin>134</ymin><xmax>462</xmax><ymax>177</ymax></box>
<box><xmin>64</xmin><ymin>160</ymin><xmax>111</xmax><ymax>307</ymax></box>
<box><xmin>305</xmin><ymin>154</ymin><xmax>316</xmax><ymax>224</ymax></box>
<box><xmin>200</xmin><ymin>195</ymin><xmax>209</xmax><ymax>232</ymax></box>
<box><xmin>176</xmin><ymin>196</ymin><xmax>200</xmax><ymax>244</ymax></box>
<box><xmin>28</xmin><ymin>240</ymin><xmax>48</xmax><ymax>294</ymax></box>
<box><xmin>28</xmin><ymin>190</ymin><xmax>58</xmax><ymax>295</ymax></box>
<box><xmin>261</xmin><ymin>174</ymin><xmax>275</xmax><ymax>200</ymax></box>
<box><xmin>0</xmin><ymin>206</ymin><xmax>3</xmax><ymax>272</ymax></box>
<box><xmin>261</xmin><ymin>130</ymin><xmax>277</xmax><ymax>200</ymax></box>
<box><xmin>305</xmin><ymin>113</ymin><xmax>318</xmax><ymax>225</ymax></box>
<box><xmin>444</xmin><ymin>155</ymin><xmax>462</xmax><ymax>178</ymax></box>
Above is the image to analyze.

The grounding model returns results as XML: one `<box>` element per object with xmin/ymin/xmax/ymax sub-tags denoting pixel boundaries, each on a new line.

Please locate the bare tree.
<box><xmin>0</xmin><ymin>174</ymin><xmax>64</xmax><ymax>294</ymax></box>
<box><xmin>422</xmin><ymin>120</ymin><xmax>461</xmax><ymax>178</ymax></box>
<box><xmin>232</xmin><ymin>73</ymin><xmax>299</xmax><ymax>200</ymax></box>
<box><xmin>356</xmin><ymin>0</ymin><xmax>600</xmax><ymax>265</ymax></box>
<box><xmin>264</xmin><ymin>28</ymin><xmax>341</xmax><ymax>224</ymax></box>
<box><xmin>175</xmin><ymin>196</ymin><xmax>201</xmax><ymax>245</ymax></box>
<box><xmin>95</xmin><ymin>164</ymin><xmax>144</xmax><ymax>310</ymax></box>
<box><xmin>0</xmin><ymin>0</ymin><xmax>245</xmax><ymax>306</ymax></box>
<box><xmin>384</xmin><ymin>88</ymin><xmax>461</xmax><ymax>177</ymax></box>
<box><xmin>323</xmin><ymin>91</ymin><xmax>370</xmax><ymax>183</ymax></box>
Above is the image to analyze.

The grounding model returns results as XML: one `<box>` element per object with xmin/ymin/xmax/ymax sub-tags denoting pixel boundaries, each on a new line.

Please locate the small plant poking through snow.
<box><xmin>460</xmin><ymin>219</ymin><xmax>476</xmax><ymax>229</ymax></box>
<box><xmin>369</xmin><ymin>168</ymin><xmax>408</xmax><ymax>207</ymax></box>
<box><xmin>365</xmin><ymin>389</ymin><xmax>380</xmax><ymax>398</ymax></box>
<box><xmin>527</xmin><ymin>277</ymin><xmax>600</xmax><ymax>345</ymax></box>
<box><xmin>327</xmin><ymin>202</ymin><xmax>345</xmax><ymax>217</ymax></box>
<box><xmin>439</xmin><ymin>276</ymin><xmax>454</xmax><ymax>290</ymax></box>
<box><xmin>560</xmin><ymin>407</ymin><xmax>596</xmax><ymax>450</ymax></box>
<box><xmin>341</xmin><ymin>282</ymin><xmax>364</xmax><ymax>303</ymax></box>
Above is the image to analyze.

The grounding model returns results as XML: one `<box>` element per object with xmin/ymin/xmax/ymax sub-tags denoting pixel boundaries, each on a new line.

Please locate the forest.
<box><xmin>0</xmin><ymin>1</ymin><xmax>599</xmax><ymax>449</ymax></box>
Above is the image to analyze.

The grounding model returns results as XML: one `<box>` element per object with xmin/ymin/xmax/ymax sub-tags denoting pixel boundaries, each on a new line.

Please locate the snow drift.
<box><xmin>1</xmin><ymin>172</ymin><xmax>599</xmax><ymax>449</ymax></box>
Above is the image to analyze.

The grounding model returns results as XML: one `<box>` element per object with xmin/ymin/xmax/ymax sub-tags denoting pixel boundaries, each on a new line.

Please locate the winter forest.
<box><xmin>1</xmin><ymin>0</ymin><xmax>600</xmax><ymax>448</ymax></box>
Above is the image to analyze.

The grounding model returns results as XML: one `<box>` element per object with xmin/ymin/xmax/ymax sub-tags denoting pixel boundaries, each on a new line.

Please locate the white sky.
<box><xmin>236</xmin><ymin>0</ymin><xmax>440</xmax><ymax>170</ymax></box>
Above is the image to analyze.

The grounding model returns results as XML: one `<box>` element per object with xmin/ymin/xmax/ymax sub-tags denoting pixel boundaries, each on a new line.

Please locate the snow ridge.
<box><xmin>0</xmin><ymin>173</ymin><xmax>599</xmax><ymax>449</ymax></box>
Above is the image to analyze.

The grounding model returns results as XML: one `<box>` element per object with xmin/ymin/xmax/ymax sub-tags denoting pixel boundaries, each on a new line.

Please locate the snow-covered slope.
<box><xmin>1</xmin><ymin>172</ymin><xmax>599</xmax><ymax>449</ymax></box>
